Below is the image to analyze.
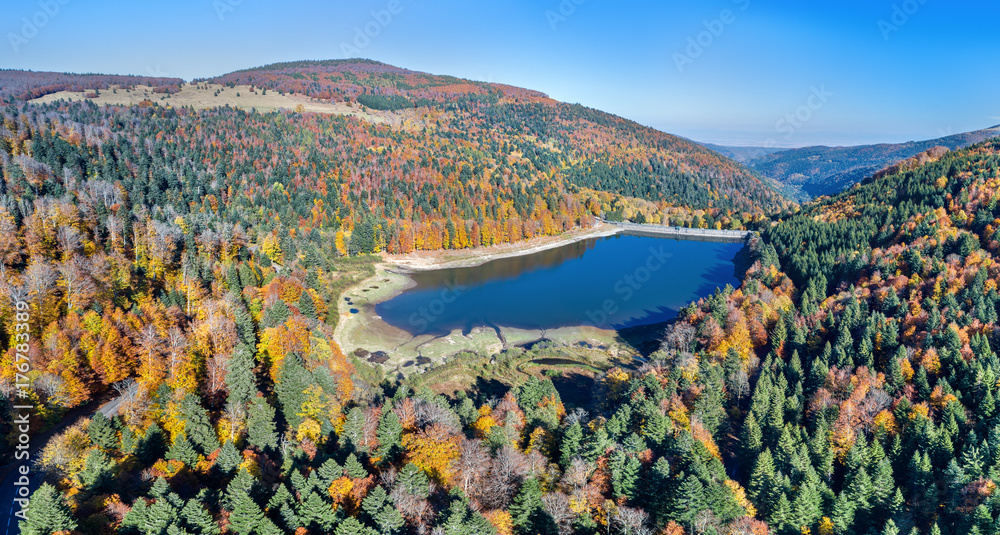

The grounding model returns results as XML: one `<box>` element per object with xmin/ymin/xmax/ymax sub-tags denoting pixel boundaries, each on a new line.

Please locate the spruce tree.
<box><xmin>226</xmin><ymin>347</ymin><xmax>256</xmax><ymax>408</ymax></box>
<box><xmin>18</xmin><ymin>484</ymin><xmax>77</xmax><ymax>535</ymax></box>
<box><xmin>88</xmin><ymin>411</ymin><xmax>118</xmax><ymax>450</ymax></box>
<box><xmin>121</xmin><ymin>425</ymin><xmax>139</xmax><ymax>454</ymax></box>
<box><xmin>181</xmin><ymin>499</ymin><xmax>221</xmax><ymax>535</ymax></box>
<box><xmin>375</xmin><ymin>409</ymin><xmax>403</xmax><ymax>464</ymax></box>
<box><xmin>216</xmin><ymin>439</ymin><xmax>242</xmax><ymax>474</ymax></box>
<box><xmin>228</xmin><ymin>490</ymin><xmax>265</xmax><ymax>535</ymax></box>
<box><xmin>509</xmin><ymin>478</ymin><xmax>556</xmax><ymax>535</ymax></box>
<box><xmin>396</xmin><ymin>462</ymin><xmax>430</xmax><ymax>499</ymax></box>
<box><xmin>78</xmin><ymin>448</ymin><xmax>114</xmax><ymax>492</ymax></box>
<box><xmin>670</xmin><ymin>475</ymin><xmax>706</xmax><ymax>530</ymax></box>
<box><xmin>246</xmin><ymin>395</ymin><xmax>278</xmax><ymax>451</ymax></box>
<box><xmin>298</xmin><ymin>291</ymin><xmax>317</xmax><ymax>320</ymax></box>
<box><xmin>748</xmin><ymin>448</ymin><xmax>776</xmax><ymax>508</ymax></box>
<box><xmin>167</xmin><ymin>433</ymin><xmax>199</xmax><ymax>467</ymax></box>
<box><xmin>275</xmin><ymin>353</ymin><xmax>310</xmax><ymax>430</ymax></box>
<box><xmin>181</xmin><ymin>393</ymin><xmax>219</xmax><ymax>454</ymax></box>
<box><xmin>345</xmin><ymin>453</ymin><xmax>369</xmax><ymax>479</ymax></box>
<box><xmin>298</xmin><ymin>491</ymin><xmax>337</xmax><ymax>532</ymax></box>
<box><xmin>560</xmin><ymin>422</ymin><xmax>583</xmax><ymax>468</ymax></box>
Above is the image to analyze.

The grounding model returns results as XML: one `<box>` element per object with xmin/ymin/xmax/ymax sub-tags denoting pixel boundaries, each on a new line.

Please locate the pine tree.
<box><xmin>88</xmin><ymin>411</ymin><xmax>118</xmax><ymax>450</ymax></box>
<box><xmin>560</xmin><ymin>422</ymin><xmax>583</xmax><ymax>468</ymax></box>
<box><xmin>226</xmin><ymin>347</ymin><xmax>256</xmax><ymax>408</ymax></box>
<box><xmin>375</xmin><ymin>408</ymin><xmax>403</xmax><ymax>464</ymax></box>
<box><xmin>345</xmin><ymin>453</ymin><xmax>368</xmax><ymax>479</ymax></box>
<box><xmin>167</xmin><ymin>433</ymin><xmax>200</xmax><ymax>467</ymax></box>
<box><xmin>298</xmin><ymin>491</ymin><xmax>337</xmax><ymax>532</ymax></box>
<box><xmin>671</xmin><ymin>475</ymin><xmax>706</xmax><ymax>530</ymax></box>
<box><xmin>181</xmin><ymin>499</ymin><xmax>221</xmax><ymax>535</ymax></box>
<box><xmin>228</xmin><ymin>490</ymin><xmax>265</xmax><ymax>535</ymax></box>
<box><xmin>246</xmin><ymin>395</ymin><xmax>278</xmax><ymax>451</ymax></box>
<box><xmin>181</xmin><ymin>393</ymin><xmax>219</xmax><ymax>454</ymax></box>
<box><xmin>509</xmin><ymin>478</ymin><xmax>556</xmax><ymax>535</ymax></box>
<box><xmin>275</xmin><ymin>353</ymin><xmax>310</xmax><ymax>429</ymax></box>
<box><xmin>397</xmin><ymin>462</ymin><xmax>430</xmax><ymax>500</ymax></box>
<box><xmin>216</xmin><ymin>439</ymin><xmax>242</xmax><ymax>473</ymax></box>
<box><xmin>18</xmin><ymin>484</ymin><xmax>77</xmax><ymax>535</ymax></box>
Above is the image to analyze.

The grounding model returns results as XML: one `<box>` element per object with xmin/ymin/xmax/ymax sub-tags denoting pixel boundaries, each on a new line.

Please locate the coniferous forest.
<box><xmin>2</xmin><ymin>62</ymin><xmax>1000</xmax><ymax>535</ymax></box>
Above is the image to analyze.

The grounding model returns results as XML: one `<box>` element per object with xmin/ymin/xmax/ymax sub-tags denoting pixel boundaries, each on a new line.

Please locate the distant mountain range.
<box><xmin>703</xmin><ymin>126</ymin><xmax>1000</xmax><ymax>200</ymax></box>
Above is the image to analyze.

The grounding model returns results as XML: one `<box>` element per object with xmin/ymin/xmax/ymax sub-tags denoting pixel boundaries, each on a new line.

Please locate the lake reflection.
<box><xmin>376</xmin><ymin>234</ymin><xmax>744</xmax><ymax>335</ymax></box>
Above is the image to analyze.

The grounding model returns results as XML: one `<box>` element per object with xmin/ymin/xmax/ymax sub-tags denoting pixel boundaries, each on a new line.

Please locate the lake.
<box><xmin>376</xmin><ymin>234</ymin><xmax>745</xmax><ymax>335</ymax></box>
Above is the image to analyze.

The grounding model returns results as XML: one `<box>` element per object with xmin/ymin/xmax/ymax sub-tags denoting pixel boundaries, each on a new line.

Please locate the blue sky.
<box><xmin>3</xmin><ymin>0</ymin><xmax>998</xmax><ymax>147</ymax></box>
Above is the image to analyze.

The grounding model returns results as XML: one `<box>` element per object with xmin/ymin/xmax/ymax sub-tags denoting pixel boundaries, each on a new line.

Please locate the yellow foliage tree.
<box><xmin>402</xmin><ymin>423</ymin><xmax>460</xmax><ymax>486</ymax></box>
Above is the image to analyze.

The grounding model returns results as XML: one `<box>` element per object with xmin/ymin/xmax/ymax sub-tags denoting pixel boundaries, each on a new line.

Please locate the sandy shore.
<box><xmin>384</xmin><ymin>223</ymin><xmax>622</xmax><ymax>272</ymax></box>
<box><xmin>335</xmin><ymin>224</ymin><xmax>624</xmax><ymax>373</ymax></box>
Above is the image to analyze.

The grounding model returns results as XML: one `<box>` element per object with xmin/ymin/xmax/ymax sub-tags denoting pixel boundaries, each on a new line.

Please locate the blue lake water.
<box><xmin>376</xmin><ymin>234</ymin><xmax>745</xmax><ymax>335</ymax></box>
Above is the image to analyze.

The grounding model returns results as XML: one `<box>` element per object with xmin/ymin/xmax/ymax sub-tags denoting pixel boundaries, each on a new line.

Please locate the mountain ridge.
<box><xmin>706</xmin><ymin>125</ymin><xmax>1000</xmax><ymax>201</ymax></box>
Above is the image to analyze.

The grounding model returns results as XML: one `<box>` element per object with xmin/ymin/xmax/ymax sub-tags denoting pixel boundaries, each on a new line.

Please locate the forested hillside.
<box><xmin>11</xmin><ymin>132</ymin><xmax>1000</xmax><ymax>534</ymax></box>
<box><xmin>737</xmin><ymin>126</ymin><xmax>1000</xmax><ymax>201</ymax></box>
<box><xmin>21</xmin><ymin>62</ymin><xmax>1000</xmax><ymax>535</ymax></box>
<box><xmin>0</xmin><ymin>70</ymin><xmax>183</xmax><ymax>101</ymax></box>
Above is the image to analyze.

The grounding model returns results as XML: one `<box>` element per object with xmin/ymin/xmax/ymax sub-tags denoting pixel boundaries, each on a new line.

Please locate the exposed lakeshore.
<box><xmin>334</xmin><ymin>223</ymin><xmax>626</xmax><ymax>374</ymax></box>
<box><xmin>334</xmin><ymin>222</ymin><xmax>749</xmax><ymax>376</ymax></box>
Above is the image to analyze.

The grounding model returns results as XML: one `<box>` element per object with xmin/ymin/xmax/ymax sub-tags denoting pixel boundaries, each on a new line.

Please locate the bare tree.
<box><xmin>455</xmin><ymin>438</ymin><xmax>490</xmax><ymax>496</ymax></box>
<box><xmin>542</xmin><ymin>493</ymin><xmax>576</xmax><ymax>535</ymax></box>
<box><xmin>611</xmin><ymin>506</ymin><xmax>652</xmax><ymax>535</ymax></box>
<box><xmin>206</xmin><ymin>352</ymin><xmax>230</xmax><ymax>398</ymax></box>
<box><xmin>661</xmin><ymin>321</ymin><xmax>696</xmax><ymax>353</ymax></box>
<box><xmin>113</xmin><ymin>379</ymin><xmax>148</xmax><ymax>425</ymax></box>
<box><xmin>0</xmin><ymin>207</ymin><xmax>21</xmax><ymax>266</ymax></box>
<box><xmin>105</xmin><ymin>215</ymin><xmax>124</xmax><ymax>250</ymax></box>
<box><xmin>59</xmin><ymin>255</ymin><xmax>96</xmax><ymax>313</ymax></box>
<box><xmin>223</xmin><ymin>401</ymin><xmax>246</xmax><ymax>442</ymax></box>
<box><xmin>55</xmin><ymin>225</ymin><xmax>81</xmax><ymax>262</ymax></box>
<box><xmin>24</xmin><ymin>259</ymin><xmax>58</xmax><ymax>321</ymax></box>
<box><xmin>166</xmin><ymin>327</ymin><xmax>187</xmax><ymax>380</ymax></box>
<box><xmin>137</xmin><ymin>324</ymin><xmax>164</xmax><ymax>376</ymax></box>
